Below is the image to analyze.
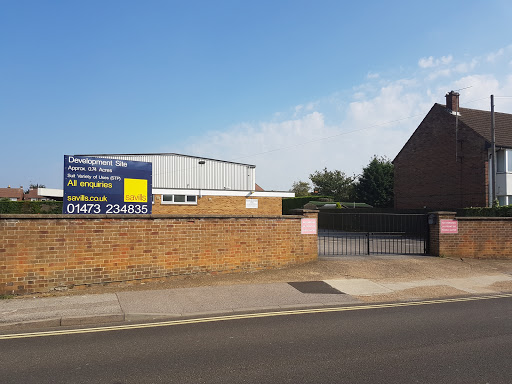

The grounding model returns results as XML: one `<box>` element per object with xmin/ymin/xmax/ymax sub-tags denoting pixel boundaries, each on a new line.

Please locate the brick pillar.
<box><xmin>301</xmin><ymin>210</ymin><xmax>319</xmax><ymax>220</ymax></box>
<box><xmin>289</xmin><ymin>209</ymin><xmax>319</xmax><ymax>260</ymax></box>
<box><xmin>428</xmin><ymin>211</ymin><xmax>457</xmax><ymax>256</ymax></box>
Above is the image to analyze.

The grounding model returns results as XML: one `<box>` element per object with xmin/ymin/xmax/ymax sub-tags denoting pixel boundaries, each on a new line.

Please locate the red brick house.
<box><xmin>23</xmin><ymin>188</ymin><xmax>51</xmax><ymax>201</ymax></box>
<box><xmin>0</xmin><ymin>187</ymin><xmax>24</xmax><ymax>201</ymax></box>
<box><xmin>1</xmin><ymin>187</ymin><xmax>53</xmax><ymax>201</ymax></box>
<box><xmin>394</xmin><ymin>91</ymin><xmax>512</xmax><ymax>209</ymax></box>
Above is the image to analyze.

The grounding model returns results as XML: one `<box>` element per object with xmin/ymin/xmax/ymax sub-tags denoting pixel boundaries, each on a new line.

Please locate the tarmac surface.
<box><xmin>2</xmin><ymin>255</ymin><xmax>512</xmax><ymax>333</ymax></box>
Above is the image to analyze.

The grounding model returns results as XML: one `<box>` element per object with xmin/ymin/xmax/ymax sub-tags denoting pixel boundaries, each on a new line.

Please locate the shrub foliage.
<box><xmin>0</xmin><ymin>201</ymin><xmax>63</xmax><ymax>214</ymax></box>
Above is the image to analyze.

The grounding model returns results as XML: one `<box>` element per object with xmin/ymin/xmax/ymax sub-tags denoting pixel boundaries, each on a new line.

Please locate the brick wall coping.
<box><xmin>428</xmin><ymin>212</ymin><xmax>512</xmax><ymax>221</ymax></box>
<box><xmin>0</xmin><ymin>214</ymin><xmax>305</xmax><ymax>220</ymax></box>
<box><xmin>454</xmin><ymin>216</ymin><xmax>512</xmax><ymax>221</ymax></box>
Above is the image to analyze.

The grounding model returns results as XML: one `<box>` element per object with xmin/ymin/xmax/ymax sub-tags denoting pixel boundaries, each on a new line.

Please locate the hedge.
<box><xmin>282</xmin><ymin>196</ymin><xmax>332</xmax><ymax>214</ymax></box>
<box><xmin>459</xmin><ymin>206</ymin><xmax>512</xmax><ymax>217</ymax></box>
<box><xmin>0</xmin><ymin>201</ymin><xmax>63</xmax><ymax>214</ymax></box>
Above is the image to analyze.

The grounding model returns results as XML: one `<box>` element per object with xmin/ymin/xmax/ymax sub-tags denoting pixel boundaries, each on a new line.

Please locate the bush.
<box><xmin>0</xmin><ymin>201</ymin><xmax>63</xmax><ymax>214</ymax></box>
<box><xmin>459</xmin><ymin>205</ymin><xmax>512</xmax><ymax>217</ymax></box>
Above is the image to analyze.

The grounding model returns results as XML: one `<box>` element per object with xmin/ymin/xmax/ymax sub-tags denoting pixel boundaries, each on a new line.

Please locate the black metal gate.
<box><xmin>318</xmin><ymin>212</ymin><xmax>429</xmax><ymax>256</ymax></box>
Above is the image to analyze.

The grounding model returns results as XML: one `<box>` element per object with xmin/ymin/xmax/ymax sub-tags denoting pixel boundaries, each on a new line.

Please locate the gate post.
<box><xmin>428</xmin><ymin>211</ymin><xmax>457</xmax><ymax>256</ymax></box>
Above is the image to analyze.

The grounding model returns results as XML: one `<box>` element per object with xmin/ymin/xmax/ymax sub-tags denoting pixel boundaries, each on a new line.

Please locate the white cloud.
<box><xmin>445</xmin><ymin>74</ymin><xmax>512</xmax><ymax>112</ymax></box>
<box><xmin>418</xmin><ymin>56</ymin><xmax>435</xmax><ymax>68</ymax></box>
<box><xmin>179</xmin><ymin>46</ymin><xmax>512</xmax><ymax>191</ymax></box>
<box><xmin>426</xmin><ymin>56</ymin><xmax>480</xmax><ymax>81</ymax></box>
<box><xmin>418</xmin><ymin>55</ymin><xmax>453</xmax><ymax>68</ymax></box>
<box><xmin>183</xmin><ymin>83</ymin><xmax>431</xmax><ymax>190</ymax></box>
<box><xmin>454</xmin><ymin>58</ymin><xmax>478</xmax><ymax>73</ymax></box>
<box><xmin>423</xmin><ymin>55</ymin><xmax>479</xmax><ymax>80</ymax></box>
<box><xmin>293</xmin><ymin>101</ymin><xmax>318</xmax><ymax>117</ymax></box>
<box><xmin>184</xmin><ymin>112</ymin><xmax>338</xmax><ymax>190</ymax></box>
<box><xmin>304</xmin><ymin>102</ymin><xmax>316</xmax><ymax>111</ymax></box>
<box><xmin>441</xmin><ymin>55</ymin><xmax>453</xmax><ymax>65</ymax></box>
<box><xmin>353</xmin><ymin>91</ymin><xmax>365</xmax><ymax>100</ymax></box>
<box><xmin>427</xmin><ymin>68</ymin><xmax>452</xmax><ymax>80</ymax></box>
<box><xmin>487</xmin><ymin>48</ymin><xmax>504</xmax><ymax>62</ymax></box>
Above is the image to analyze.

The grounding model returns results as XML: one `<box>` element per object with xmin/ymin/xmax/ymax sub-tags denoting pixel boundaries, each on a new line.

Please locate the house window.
<box><xmin>496</xmin><ymin>149</ymin><xmax>512</xmax><ymax>173</ymax></box>
<box><xmin>498</xmin><ymin>195</ymin><xmax>512</xmax><ymax>206</ymax></box>
<box><xmin>161</xmin><ymin>194</ymin><xmax>197</xmax><ymax>205</ymax></box>
<box><xmin>497</xmin><ymin>150</ymin><xmax>505</xmax><ymax>173</ymax></box>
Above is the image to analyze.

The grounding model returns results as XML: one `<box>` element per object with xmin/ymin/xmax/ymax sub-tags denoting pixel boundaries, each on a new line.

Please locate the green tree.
<box><xmin>354</xmin><ymin>156</ymin><xmax>394</xmax><ymax>208</ymax></box>
<box><xmin>309</xmin><ymin>168</ymin><xmax>355</xmax><ymax>201</ymax></box>
<box><xmin>290</xmin><ymin>180</ymin><xmax>310</xmax><ymax>197</ymax></box>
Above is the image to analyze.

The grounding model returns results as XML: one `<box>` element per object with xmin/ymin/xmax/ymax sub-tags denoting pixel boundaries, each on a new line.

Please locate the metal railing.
<box><xmin>318</xmin><ymin>213</ymin><xmax>429</xmax><ymax>256</ymax></box>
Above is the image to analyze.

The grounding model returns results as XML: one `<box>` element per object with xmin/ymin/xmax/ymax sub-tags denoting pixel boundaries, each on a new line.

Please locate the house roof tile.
<box><xmin>0</xmin><ymin>188</ymin><xmax>24</xmax><ymax>199</ymax></box>
<box><xmin>24</xmin><ymin>189</ymin><xmax>44</xmax><ymax>200</ymax></box>
<box><xmin>442</xmin><ymin>103</ymin><xmax>512</xmax><ymax>147</ymax></box>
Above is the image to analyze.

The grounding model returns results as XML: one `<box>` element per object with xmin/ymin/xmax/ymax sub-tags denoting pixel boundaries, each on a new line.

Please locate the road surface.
<box><xmin>1</xmin><ymin>296</ymin><xmax>511</xmax><ymax>383</ymax></box>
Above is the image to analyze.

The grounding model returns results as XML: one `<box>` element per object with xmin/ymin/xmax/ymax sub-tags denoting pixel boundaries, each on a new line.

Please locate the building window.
<box><xmin>498</xmin><ymin>195</ymin><xmax>512</xmax><ymax>206</ymax></box>
<box><xmin>496</xmin><ymin>149</ymin><xmax>512</xmax><ymax>173</ymax></box>
<box><xmin>497</xmin><ymin>150</ymin><xmax>505</xmax><ymax>173</ymax></box>
<box><xmin>161</xmin><ymin>194</ymin><xmax>197</xmax><ymax>205</ymax></box>
<box><xmin>174</xmin><ymin>195</ymin><xmax>186</xmax><ymax>203</ymax></box>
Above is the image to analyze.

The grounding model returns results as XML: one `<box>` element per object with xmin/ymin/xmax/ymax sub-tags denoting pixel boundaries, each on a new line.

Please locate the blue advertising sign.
<box><xmin>63</xmin><ymin>155</ymin><xmax>152</xmax><ymax>214</ymax></box>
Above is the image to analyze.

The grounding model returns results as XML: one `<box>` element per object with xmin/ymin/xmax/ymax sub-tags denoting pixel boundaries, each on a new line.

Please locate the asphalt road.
<box><xmin>1</xmin><ymin>297</ymin><xmax>511</xmax><ymax>384</ymax></box>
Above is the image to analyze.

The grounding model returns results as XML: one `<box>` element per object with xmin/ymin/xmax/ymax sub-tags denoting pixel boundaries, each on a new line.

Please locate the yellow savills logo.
<box><xmin>124</xmin><ymin>178</ymin><xmax>148</xmax><ymax>203</ymax></box>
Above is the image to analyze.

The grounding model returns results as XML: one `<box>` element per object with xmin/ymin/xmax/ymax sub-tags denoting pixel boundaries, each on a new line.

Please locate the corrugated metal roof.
<box><xmin>76</xmin><ymin>153</ymin><xmax>256</xmax><ymax>190</ymax></box>
<box><xmin>77</xmin><ymin>153</ymin><xmax>255</xmax><ymax>167</ymax></box>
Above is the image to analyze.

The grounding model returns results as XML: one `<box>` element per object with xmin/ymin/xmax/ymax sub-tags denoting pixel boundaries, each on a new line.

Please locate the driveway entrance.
<box><xmin>318</xmin><ymin>212</ymin><xmax>429</xmax><ymax>256</ymax></box>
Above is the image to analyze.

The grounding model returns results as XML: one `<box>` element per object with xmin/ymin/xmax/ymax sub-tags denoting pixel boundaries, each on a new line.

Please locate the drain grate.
<box><xmin>288</xmin><ymin>281</ymin><xmax>344</xmax><ymax>294</ymax></box>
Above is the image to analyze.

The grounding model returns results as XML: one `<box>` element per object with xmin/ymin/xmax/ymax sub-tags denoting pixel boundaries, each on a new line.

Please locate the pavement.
<box><xmin>2</xmin><ymin>255</ymin><xmax>512</xmax><ymax>333</ymax></box>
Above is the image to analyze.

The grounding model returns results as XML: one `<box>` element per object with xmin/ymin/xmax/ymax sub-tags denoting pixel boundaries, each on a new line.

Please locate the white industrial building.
<box><xmin>41</xmin><ymin>153</ymin><xmax>293</xmax><ymax>215</ymax></box>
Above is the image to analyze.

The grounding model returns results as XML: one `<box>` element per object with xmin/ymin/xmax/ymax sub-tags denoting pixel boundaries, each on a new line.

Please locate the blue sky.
<box><xmin>2</xmin><ymin>0</ymin><xmax>512</xmax><ymax>191</ymax></box>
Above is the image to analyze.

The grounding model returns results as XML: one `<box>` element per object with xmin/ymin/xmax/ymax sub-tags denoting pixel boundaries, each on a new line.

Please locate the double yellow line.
<box><xmin>2</xmin><ymin>293</ymin><xmax>512</xmax><ymax>340</ymax></box>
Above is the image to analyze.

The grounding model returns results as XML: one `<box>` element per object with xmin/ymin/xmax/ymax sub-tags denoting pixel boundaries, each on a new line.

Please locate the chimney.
<box><xmin>445</xmin><ymin>91</ymin><xmax>460</xmax><ymax>114</ymax></box>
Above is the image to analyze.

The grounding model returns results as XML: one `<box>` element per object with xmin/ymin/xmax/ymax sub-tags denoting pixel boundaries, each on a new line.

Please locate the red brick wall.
<box><xmin>152</xmin><ymin>195</ymin><xmax>282</xmax><ymax>216</ymax></box>
<box><xmin>394</xmin><ymin>104</ymin><xmax>488</xmax><ymax>209</ymax></box>
<box><xmin>0</xmin><ymin>213</ymin><xmax>318</xmax><ymax>295</ymax></box>
<box><xmin>429</xmin><ymin>212</ymin><xmax>512</xmax><ymax>258</ymax></box>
